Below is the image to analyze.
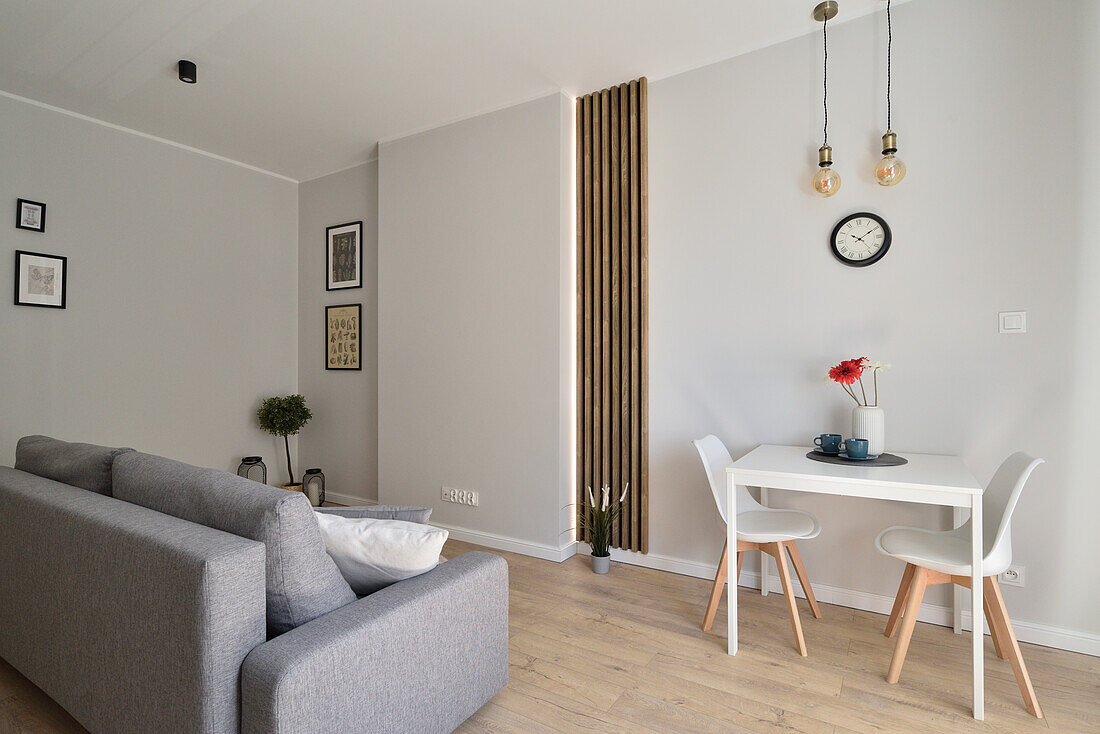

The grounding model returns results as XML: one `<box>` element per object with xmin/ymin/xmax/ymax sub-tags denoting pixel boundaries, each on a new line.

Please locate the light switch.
<box><xmin>999</xmin><ymin>311</ymin><xmax>1027</xmax><ymax>334</ymax></box>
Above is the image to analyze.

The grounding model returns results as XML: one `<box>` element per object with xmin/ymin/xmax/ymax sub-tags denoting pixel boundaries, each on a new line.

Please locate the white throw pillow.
<box><xmin>314</xmin><ymin>513</ymin><xmax>449</xmax><ymax>595</ymax></box>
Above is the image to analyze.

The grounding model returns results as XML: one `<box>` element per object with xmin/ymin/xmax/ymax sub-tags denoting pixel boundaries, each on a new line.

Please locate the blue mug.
<box><xmin>843</xmin><ymin>437</ymin><xmax>870</xmax><ymax>459</ymax></box>
<box><xmin>814</xmin><ymin>433</ymin><xmax>843</xmax><ymax>455</ymax></box>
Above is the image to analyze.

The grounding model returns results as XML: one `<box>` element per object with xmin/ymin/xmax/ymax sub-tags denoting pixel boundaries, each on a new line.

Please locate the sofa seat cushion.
<box><xmin>15</xmin><ymin>435</ymin><xmax>133</xmax><ymax>496</ymax></box>
<box><xmin>112</xmin><ymin>451</ymin><xmax>355</xmax><ymax>636</ymax></box>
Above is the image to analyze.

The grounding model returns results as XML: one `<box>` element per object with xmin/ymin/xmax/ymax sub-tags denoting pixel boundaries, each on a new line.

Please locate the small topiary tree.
<box><xmin>257</xmin><ymin>394</ymin><xmax>312</xmax><ymax>485</ymax></box>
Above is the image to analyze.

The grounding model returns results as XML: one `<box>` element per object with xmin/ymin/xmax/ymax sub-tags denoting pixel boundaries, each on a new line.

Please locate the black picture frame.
<box><xmin>325</xmin><ymin>303</ymin><xmax>362</xmax><ymax>371</ymax></box>
<box><xmin>326</xmin><ymin>221</ymin><xmax>363</xmax><ymax>290</ymax></box>
<box><xmin>830</xmin><ymin>211</ymin><xmax>892</xmax><ymax>268</ymax></box>
<box><xmin>14</xmin><ymin>250</ymin><xmax>67</xmax><ymax>309</ymax></box>
<box><xmin>16</xmin><ymin>199</ymin><xmax>46</xmax><ymax>232</ymax></box>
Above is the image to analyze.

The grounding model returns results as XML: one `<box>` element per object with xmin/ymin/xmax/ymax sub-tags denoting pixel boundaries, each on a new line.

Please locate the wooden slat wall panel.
<box><xmin>576</xmin><ymin>78</ymin><xmax>648</xmax><ymax>554</ymax></box>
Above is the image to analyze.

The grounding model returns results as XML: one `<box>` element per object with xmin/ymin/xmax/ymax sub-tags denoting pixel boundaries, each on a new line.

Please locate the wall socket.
<box><xmin>441</xmin><ymin>486</ymin><xmax>478</xmax><ymax>507</ymax></box>
<box><xmin>999</xmin><ymin>565</ymin><xmax>1026</xmax><ymax>587</ymax></box>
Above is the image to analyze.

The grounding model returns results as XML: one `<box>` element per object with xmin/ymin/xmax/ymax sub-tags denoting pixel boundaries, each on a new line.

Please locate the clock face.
<box><xmin>831</xmin><ymin>213</ymin><xmax>891</xmax><ymax>267</ymax></box>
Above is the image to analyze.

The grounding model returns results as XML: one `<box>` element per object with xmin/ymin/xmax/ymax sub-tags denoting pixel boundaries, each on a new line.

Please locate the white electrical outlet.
<box><xmin>999</xmin><ymin>565</ymin><xmax>1025</xmax><ymax>587</ymax></box>
<box><xmin>441</xmin><ymin>486</ymin><xmax>478</xmax><ymax>507</ymax></box>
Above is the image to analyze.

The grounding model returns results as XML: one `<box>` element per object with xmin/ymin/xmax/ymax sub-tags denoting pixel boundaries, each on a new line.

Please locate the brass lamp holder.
<box><xmin>818</xmin><ymin>144</ymin><xmax>834</xmax><ymax>167</ymax></box>
<box><xmin>881</xmin><ymin>131</ymin><xmax>898</xmax><ymax>155</ymax></box>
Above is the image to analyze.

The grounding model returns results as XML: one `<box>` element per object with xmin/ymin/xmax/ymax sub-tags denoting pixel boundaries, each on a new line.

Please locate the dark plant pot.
<box><xmin>592</xmin><ymin>555</ymin><xmax>611</xmax><ymax>574</ymax></box>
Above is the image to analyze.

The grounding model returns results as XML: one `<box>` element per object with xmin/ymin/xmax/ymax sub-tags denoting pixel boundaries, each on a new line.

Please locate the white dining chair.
<box><xmin>692</xmin><ymin>435</ymin><xmax>822</xmax><ymax>655</ymax></box>
<box><xmin>875</xmin><ymin>452</ymin><xmax>1044</xmax><ymax>717</ymax></box>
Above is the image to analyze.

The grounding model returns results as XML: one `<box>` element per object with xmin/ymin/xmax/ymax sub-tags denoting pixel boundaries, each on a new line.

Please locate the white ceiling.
<box><xmin>0</xmin><ymin>0</ymin><xmax>912</xmax><ymax>182</ymax></box>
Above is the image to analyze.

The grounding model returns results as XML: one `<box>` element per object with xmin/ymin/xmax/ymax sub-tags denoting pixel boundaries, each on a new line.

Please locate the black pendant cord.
<box><xmin>886</xmin><ymin>0</ymin><xmax>892</xmax><ymax>130</ymax></box>
<box><xmin>823</xmin><ymin>13</ymin><xmax>829</xmax><ymax>145</ymax></box>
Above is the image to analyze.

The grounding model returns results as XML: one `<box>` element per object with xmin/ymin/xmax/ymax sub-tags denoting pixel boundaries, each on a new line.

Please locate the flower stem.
<box><xmin>873</xmin><ymin>369</ymin><xmax>879</xmax><ymax>406</ymax></box>
<box><xmin>842</xmin><ymin>383</ymin><xmax>861</xmax><ymax>405</ymax></box>
<box><xmin>858</xmin><ymin>376</ymin><xmax>868</xmax><ymax>405</ymax></box>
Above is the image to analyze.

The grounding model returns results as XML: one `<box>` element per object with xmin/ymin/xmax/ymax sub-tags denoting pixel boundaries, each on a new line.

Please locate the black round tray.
<box><xmin>806</xmin><ymin>450</ymin><xmax>908</xmax><ymax>467</ymax></box>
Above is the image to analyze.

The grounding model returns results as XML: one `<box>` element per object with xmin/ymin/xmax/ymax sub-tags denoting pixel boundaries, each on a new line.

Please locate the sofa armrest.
<box><xmin>315</xmin><ymin>504</ymin><xmax>432</xmax><ymax>523</ymax></box>
<box><xmin>242</xmin><ymin>551</ymin><xmax>508</xmax><ymax>734</ymax></box>
<box><xmin>0</xmin><ymin>467</ymin><xmax>267</xmax><ymax>734</ymax></box>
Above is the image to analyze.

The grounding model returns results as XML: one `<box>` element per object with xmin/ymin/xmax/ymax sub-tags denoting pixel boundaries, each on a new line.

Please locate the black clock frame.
<box><xmin>830</xmin><ymin>212</ymin><xmax>891</xmax><ymax>267</ymax></box>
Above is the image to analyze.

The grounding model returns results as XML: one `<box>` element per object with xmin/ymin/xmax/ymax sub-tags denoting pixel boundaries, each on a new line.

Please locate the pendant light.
<box><xmin>812</xmin><ymin>2</ymin><xmax>841</xmax><ymax>197</ymax></box>
<box><xmin>873</xmin><ymin>0</ymin><xmax>906</xmax><ymax>185</ymax></box>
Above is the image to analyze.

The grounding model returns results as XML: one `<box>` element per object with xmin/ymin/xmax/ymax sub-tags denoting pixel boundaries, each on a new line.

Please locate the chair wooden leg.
<box><xmin>784</xmin><ymin>541</ymin><xmax>822</xmax><ymax>619</ymax></box>
<box><xmin>985</xmin><ymin>577</ymin><xmax>1043</xmax><ymax>718</ymax></box>
<box><xmin>887</xmin><ymin>565</ymin><xmax>927</xmax><ymax>683</ymax></box>
<box><xmin>770</xmin><ymin>542</ymin><xmax>807</xmax><ymax>656</ymax></box>
<box><xmin>736</xmin><ymin>551</ymin><xmax>744</xmax><ymax>583</ymax></box>
<box><xmin>884</xmin><ymin>563</ymin><xmax>916</xmax><ymax>638</ymax></box>
<box><xmin>983</xmin><ymin>593</ymin><xmax>1007</xmax><ymax>660</ymax></box>
<box><xmin>702</xmin><ymin>541</ymin><xmax>728</xmax><ymax>632</ymax></box>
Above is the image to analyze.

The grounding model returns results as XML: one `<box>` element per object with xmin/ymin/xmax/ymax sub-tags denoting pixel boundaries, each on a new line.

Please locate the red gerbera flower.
<box><xmin>829</xmin><ymin>359</ymin><xmax>864</xmax><ymax>385</ymax></box>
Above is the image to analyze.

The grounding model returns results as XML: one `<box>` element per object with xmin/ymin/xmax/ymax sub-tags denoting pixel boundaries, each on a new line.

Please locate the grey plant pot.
<box><xmin>592</xmin><ymin>555</ymin><xmax>611</xmax><ymax>574</ymax></box>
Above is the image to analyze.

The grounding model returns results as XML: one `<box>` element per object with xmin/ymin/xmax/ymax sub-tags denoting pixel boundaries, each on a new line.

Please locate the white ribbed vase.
<box><xmin>852</xmin><ymin>406</ymin><xmax>885</xmax><ymax>456</ymax></box>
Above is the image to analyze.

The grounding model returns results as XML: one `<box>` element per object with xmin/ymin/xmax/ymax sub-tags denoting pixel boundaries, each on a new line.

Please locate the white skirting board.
<box><xmin>432</xmin><ymin>523</ymin><xmax>1099</xmax><ymax>657</ymax></box>
<box><xmin>322</xmin><ymin>491</ymin><xmax>378</xmax><ymax>507</ymax></box>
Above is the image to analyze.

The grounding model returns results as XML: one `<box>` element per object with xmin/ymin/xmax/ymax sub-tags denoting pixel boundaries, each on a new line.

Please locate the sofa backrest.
<box><xmin>15</xmin><ymin>435</ymin><xmax>133</xmax><ymax>496</ymax></box>
<box><xmin>112</xmin><ymin>451</ymin><xmax>356</xmax><ymax>636</ymax></box>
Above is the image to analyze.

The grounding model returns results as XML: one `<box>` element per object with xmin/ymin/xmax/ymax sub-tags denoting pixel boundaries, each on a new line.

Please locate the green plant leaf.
<box><xmin>257</xmin><ymin>394</ymin><xmax>313</xmax><ymax>437</ymax></box>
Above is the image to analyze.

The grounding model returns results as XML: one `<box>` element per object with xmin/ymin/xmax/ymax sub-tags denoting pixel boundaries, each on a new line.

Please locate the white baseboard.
<box><xmin>446</xmin><ymin>525</ymin><xmax>1099</xmax><ymax>657</ymax></box>
<box><xmin>324</xmin><ymin>491</ymin><xmax>378</xmax><ymax>507</ymax></box>
<box><xmin>434</xmin><ymin>522</ymin><xmax>576</xmax><ymax>562</ymax></box>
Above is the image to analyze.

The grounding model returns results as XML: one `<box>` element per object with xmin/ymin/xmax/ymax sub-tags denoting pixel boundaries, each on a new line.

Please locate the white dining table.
<box><xmin>726</xmin><ymin>444</ymin><xmax>987</xmax><ymax>719</ymax></box>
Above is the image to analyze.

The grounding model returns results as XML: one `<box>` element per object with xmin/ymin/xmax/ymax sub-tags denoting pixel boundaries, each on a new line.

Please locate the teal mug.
<box><xmin>814</xmin><ymin>433</ymin><xmax>843</xmax><ymax>455</ymax></box>
<box><xmin>842</xmin><ymin>437</ymin><xmax>870</xmax><ymax>459</ymax></box>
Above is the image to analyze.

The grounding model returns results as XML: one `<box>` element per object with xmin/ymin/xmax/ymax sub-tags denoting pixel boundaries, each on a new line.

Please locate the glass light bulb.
<box><xmin>812</xmin><ymin>166</ymin><xmax>842</xmax><ymax>197</ymax></box>
<box><xmin>873</xmin><ymin>153</ymin><xmax>906</xmax><ymax>186</ymax></box>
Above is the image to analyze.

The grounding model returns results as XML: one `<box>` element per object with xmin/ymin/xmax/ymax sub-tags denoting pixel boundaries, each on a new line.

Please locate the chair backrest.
<box><xmin>982</xmin><ymin>451</ymin><xmax>1044</xmax><ymax>566</ymax></box>
<box><xmin>691</xmin><ymin>435</ymin><xmax>762</xmax><ymax>524</ymax></box>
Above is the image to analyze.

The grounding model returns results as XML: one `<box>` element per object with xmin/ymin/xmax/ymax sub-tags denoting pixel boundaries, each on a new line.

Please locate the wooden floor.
<box><xmin>2</xmin><ymin>540</ymin><xmax>1097</xmax><ymax>733</ymax></box>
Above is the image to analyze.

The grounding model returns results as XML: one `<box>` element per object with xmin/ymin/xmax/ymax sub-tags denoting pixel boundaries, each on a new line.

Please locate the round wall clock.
<box><xmin>830</xmin><ymin>212</ymin><xmax>891</xmax><ymax>267</ymax></box>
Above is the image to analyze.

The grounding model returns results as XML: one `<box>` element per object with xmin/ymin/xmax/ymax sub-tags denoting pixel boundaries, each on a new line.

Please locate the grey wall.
<box><xmin>377</xmin><ymin>93</ymin><xmax>573</xmax><ymax>550</ymax></box>
<box><xmin>297</xmin><ymin>162</ymin><xmax>379</xmax><ymax>502</ymax></box>
<box><xmin>0</xmin><ymin>94</ymin><xmax>299</xmax><ymax>473</ymax></box>
<box><xmin>646</xmin><ymin>0</ymin><xmax>1098</xmax><ymax>634</ymax></box>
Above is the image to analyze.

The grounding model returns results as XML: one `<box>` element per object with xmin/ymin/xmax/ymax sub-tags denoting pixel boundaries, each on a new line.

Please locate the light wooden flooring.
<box><xmin>2</xmin><ymin>540</ymin><xmax>1097</xmax><ymax>733</ymax></box>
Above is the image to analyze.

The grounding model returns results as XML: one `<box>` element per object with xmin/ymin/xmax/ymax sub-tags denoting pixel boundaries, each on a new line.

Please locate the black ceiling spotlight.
<box><xmin>178</xmin><ymin>59</ymin><xmax>197</xmax><ymax>84</ymax></box>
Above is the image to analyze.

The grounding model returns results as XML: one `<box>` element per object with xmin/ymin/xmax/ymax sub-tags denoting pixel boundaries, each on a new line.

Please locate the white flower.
<box><xmin>869</xmin><ymin>361</ymin><xmax>891</xmax><ymax>370</ymax></box>
<box><xmin>601</xmin><ymin>485</ymin><xmax>610</xmax><ymax>512</ymax></box>
<box><xmin>619</xmin><ymin>483</ymin><xmax>630</xmax><ymax>503</ymax></box>
<box><xmin>587</xmin><ymin>486</ymin><xmax>596</xmax><ymax>509</ymax></box>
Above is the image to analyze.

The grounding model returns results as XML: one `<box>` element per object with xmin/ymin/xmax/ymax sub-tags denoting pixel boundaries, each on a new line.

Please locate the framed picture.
<box><xmin>16</xmin><ymin>199</ymin><xmax>46</xmax><ymax>232</ymax></box>
<box><xmin>325</xmin><ymin>303</ymin><xmax>361</xmax><ymax>370</ymax></box>
<box><xmin>326</xmin><ymin>221</ymin><xmax>362</xmax><ymax>290</ymax></box>
<box><xmin>14</xmin><ymin>250</ymin><xmax>67</xmax><ymax>309</ymax></box>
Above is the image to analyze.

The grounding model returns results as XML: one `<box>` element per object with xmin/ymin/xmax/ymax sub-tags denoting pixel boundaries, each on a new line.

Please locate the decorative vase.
<box><xmin>852</xmin><ymin>405</ymin><xmax>885</xmax><ymax>456</ymax></box>
<box><xmin>592</xmin><ymin>555</ymin><xmax>611</xmax><ymax>574</ymax></box>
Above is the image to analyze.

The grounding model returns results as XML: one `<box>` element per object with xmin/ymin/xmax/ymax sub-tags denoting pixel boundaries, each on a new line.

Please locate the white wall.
<box><xmin>0</xmin><ymin>94</ymin><xmax>299</xmax><ymax>473</ymax></box>
<box><xmin>377</xmin><ymin>93</ymin><xmax>574</xmax><ymax>551</ymax></box>
<box><xmin>647</xmin><ymin>0</ymin><xmax>1099</xmax><ymax>637</ymax></box>
<box><xmin>297</xmin><ymin>162</ymin><xmax>379</xmax><ymax>502</ymax></box>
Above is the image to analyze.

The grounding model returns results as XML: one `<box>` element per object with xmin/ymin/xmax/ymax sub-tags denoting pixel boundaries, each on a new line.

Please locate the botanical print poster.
<box><xmin>326</xmin><ymin>304</ymin><xmax>361</xmax><ymax>370</ymax></box>
<box><xmin>326</xmin><ymin>221</ymin><xmax>362</xmax><ymax>290</ymax></box>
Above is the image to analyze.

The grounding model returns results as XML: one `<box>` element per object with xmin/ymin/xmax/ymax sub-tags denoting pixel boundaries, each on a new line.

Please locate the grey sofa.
<box><xmin>0</xmin><ymin>436</ymin><xmax>508</xmax><ymax>734</ymax></box>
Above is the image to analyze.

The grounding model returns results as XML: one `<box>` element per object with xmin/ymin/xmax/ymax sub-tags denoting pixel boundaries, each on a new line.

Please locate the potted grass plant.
<box><xmin>257</xmin><ymin>394</ymin><xmax>312</xmax><ymax>491</ymax></box>
<box><xmin>582</xmin><ymin>484</ymin><xmax>628</xmax><ymax>574</ymax></box>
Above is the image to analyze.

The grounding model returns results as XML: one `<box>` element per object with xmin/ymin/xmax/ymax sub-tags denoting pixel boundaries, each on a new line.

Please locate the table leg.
<box><xmin>971</xmin><ymin>494</ymin><xmax>984</xmax><ymax>720</ymax></box>
<box><xmin>727</xmin><ymin>472</ymin><xmax>738</xmax><ymax>655</ymax></box>
<box><xmin>759</xmin><ymin>486</ymin><xmax>770</xmax><ymax>596</ymax></box>
<box><xmin>953</xmin><ymin>506</ymin><xmax>965</xmax><ymax>635</ymax></box>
